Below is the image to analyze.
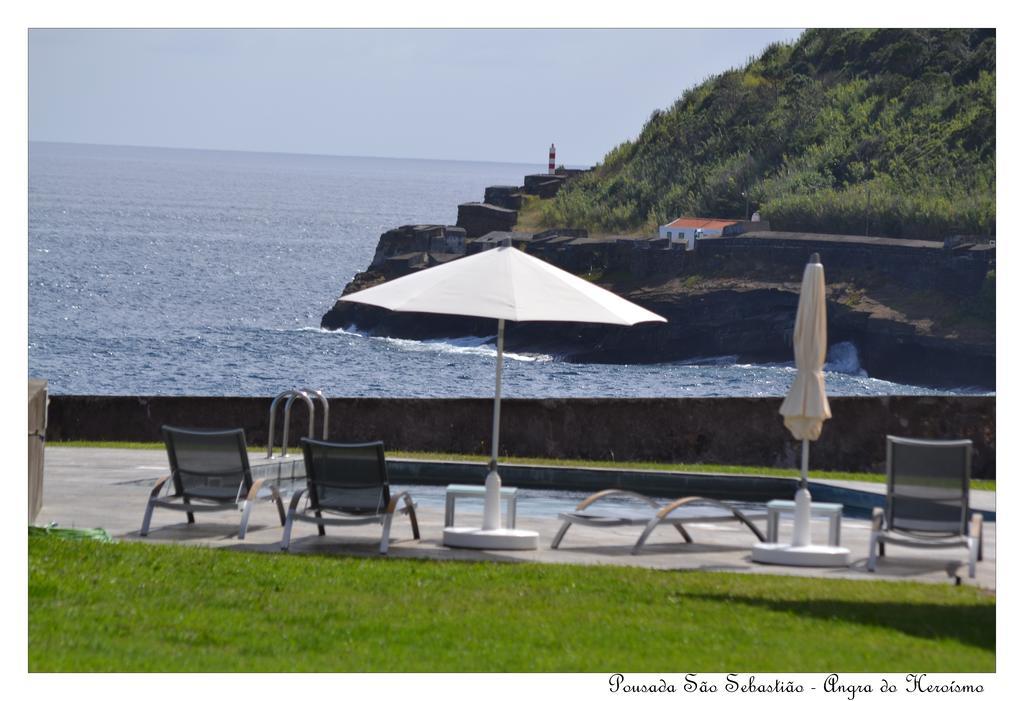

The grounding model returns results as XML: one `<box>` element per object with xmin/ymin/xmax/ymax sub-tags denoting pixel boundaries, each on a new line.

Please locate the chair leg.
<box><xmin>968</xmin><ymin>537</ymin><xmax>979</xmax><ymax>579</ymax></box>
<box><xmin>271</xmin><ymin>486</ymin><xmax>286</xmax><ymax>526</ymax></box>
<box><xmin>316</xmin><ymin>511</ymin><xmax>326</xmax><ymax>536</ymax></box>
<box><xmin>380</xmin><ymin>513</ymin><xmax>394</xmax><ymax>555</ymax></box>
<box><xmin>550</xmin><ymin>521</ymin><xmax>572</xmax><ymax>549</ymax></box>
<box><xmin>869</xmin><ymin>507</ymin><xmax>884</xmax><ymax>561</ymax></box>
<box><xmin>183</xmin><ymin>496</ymin><xmax>195</xmax><ymax>524</ymax></box>
<box><xmin>407</xmin><ymin>506</ymin><xmax>420</xmax><ymax>540</ymax></box>
<box><xmin>971</xmin><ymin>513</ymin><xmax>984</xmax><ymax>562</ymax></box>
<box><xmin>140</xmin><ymin>499</ymin><xmax>157</xmax><ymax>536</ymax></box>
<box><xmin>280</xmin><ymin>510</ymin><xmax>296</xmax><ymax>551</ymax></box>
<box><xmin>632</xmin><ymin>517</ymin><xmax>663</xmax><ymax>555</ymax></box>
<box><xmin>239</xmin><ymin>500</ymin><xmax>254</xmax><ymax>540</ymax></box>
<box><xmin>673</xmin><ymin>524</ymin><xmax>694</xmax><ymax>544</ymax></box>
<box><xmin>867</xmin><ymin>533</ymin><xmax>879</xmax><ymax>572</ymax></box>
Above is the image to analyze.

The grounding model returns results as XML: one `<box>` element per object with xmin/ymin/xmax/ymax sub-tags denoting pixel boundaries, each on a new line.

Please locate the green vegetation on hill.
<box><xmin>537</xmin><ymin>29</ymin><xmax>995</xmax><ymax>240</ymax></box>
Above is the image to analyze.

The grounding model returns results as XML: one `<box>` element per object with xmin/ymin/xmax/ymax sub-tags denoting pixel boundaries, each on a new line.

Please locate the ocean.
<box><xmin>28</xmin><ymin>142</ymin><xmax>975</xmax><ymax>398</ymax></box>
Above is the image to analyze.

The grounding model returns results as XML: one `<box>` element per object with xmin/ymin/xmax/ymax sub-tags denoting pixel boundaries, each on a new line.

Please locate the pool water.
<box><xmin>398</xmin><ymin>484</ymin><xmax>770</xmax><ymax>521</ymax></box>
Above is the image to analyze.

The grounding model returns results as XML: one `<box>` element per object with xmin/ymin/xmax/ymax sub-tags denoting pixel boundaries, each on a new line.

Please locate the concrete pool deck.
<box><xmin>35</xmin><ymin>447</ymin><xmax>996</xmax><ymax>590</ymax></box>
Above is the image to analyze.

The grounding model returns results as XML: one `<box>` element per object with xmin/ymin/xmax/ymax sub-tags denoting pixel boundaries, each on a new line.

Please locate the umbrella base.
<box><xmin>442</xmin><ymin>526</ymin><xmax>539</xmax><ymax>551</ymax></box>
<box><xmin>751</xmin><ymin>542</ymin><xmax>850</xmax><ymax>567</ymax></box>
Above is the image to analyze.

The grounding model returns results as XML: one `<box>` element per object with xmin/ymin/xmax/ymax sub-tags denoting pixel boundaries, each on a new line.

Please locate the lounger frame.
<box><xmin>550</xmin><ymin>489</ymin><xmax>766</xmax><ymax>554</ymax></box>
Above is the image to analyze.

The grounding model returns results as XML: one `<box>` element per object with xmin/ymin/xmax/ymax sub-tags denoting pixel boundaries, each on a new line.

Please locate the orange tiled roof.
<box><xmin>665</xmin><ymin>217</ymin><xmax>742</xmax><ymax>230</ymax></box>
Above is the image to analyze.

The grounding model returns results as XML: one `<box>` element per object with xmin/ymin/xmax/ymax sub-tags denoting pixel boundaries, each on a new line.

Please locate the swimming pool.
<box><xmin>392</xmin><ymin>483</ymin><xmax>769</xmax><ymax>521</ymax></box>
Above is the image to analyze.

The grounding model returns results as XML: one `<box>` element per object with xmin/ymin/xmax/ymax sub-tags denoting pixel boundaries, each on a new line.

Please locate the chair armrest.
<box><xmin>574</xmin><ymin>489</ymin><xmax>661</xmax><ymax>512</ymax></box>
<box><xmin>387</xmin><ymin>491</ymin><xmax>416</xmax><ymax>514</ymax></box>
<box><xmin>871</xmin><ymin>507</ymin><xmax>885</xmax><ymax>532</ymax></box>
<box><xmin>150</xmin><ymin>475</ymin><xmax>171</xmax><ymax>498</ymax></box>
<box><xmin>246</xmin><ymin>478</ymin><xmax>267</xmax><ymax>502</ymax></box>
<box><xmin>969</xmin><ymin>512</ymin><xmax>983</xmax><ymax>539</ymax></box>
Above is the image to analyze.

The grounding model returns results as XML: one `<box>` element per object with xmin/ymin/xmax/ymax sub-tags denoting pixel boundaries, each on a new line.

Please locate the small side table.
<box><xmin>445</xmin><ymin>484</ymin><xmax>519</xmax><ymax>529</ymax></box>
<box><xmin>766</xmin><ymin>499</ymin><xmax>844</xmax><ymax>546</ymax></box>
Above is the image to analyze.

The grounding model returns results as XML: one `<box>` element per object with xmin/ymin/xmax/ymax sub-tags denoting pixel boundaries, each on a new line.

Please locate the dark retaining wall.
<box><xmin>45</xmin><ymin>395</ymin><xmax>995</xmax><ymax>478</ymax></box>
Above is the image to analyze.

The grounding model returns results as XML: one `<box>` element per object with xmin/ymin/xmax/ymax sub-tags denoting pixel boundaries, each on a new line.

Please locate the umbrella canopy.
<box><xmin>339</xmin><ymin>242</ymin><xmax>665</xmax><ymax>545</ymax></box>
<box><xmin>779</xmin><ymin>253</ymin><xmax>831</xmax><ymax>441</ymax></box>
<box><xmin>339</xmin><ymin>244</ymin><xmax>667</xmax><ymax>325</ymax></box>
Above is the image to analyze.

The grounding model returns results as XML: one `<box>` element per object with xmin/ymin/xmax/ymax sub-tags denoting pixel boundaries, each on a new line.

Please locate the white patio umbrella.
<box><xmin>339</xmin><ymin>240</ymin><xmax>666</xmax><ymax>549</ymax></box>
<box><xmin>752</xmin><ymin>253</ymin><xmax>849</xmax><ymax>566</ymax></box>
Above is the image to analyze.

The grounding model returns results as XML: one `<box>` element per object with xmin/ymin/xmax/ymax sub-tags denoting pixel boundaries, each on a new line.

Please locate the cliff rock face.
<box><xmin>484</xmin><ymin>185</ymin><xmax>524</xmax><ymax>210</ymax></box>
<box><xmin>321</xmin><ymin>164</ymin><xmax>993</xmax><ymax>390</ymax></box>
<box><xmin>322</xmin><ymin>283</ymin><xmax>994</xmax><ymax>389</ymax></box>
<box><xmin>369</xmin><ymin>224</ymin><xmax>465</xmax><ymax>268</ymax></box>
<box><xmin>455</xmin><ymin>202</ymin><xmax>518</xmax><ymax>237</ymax></box>
<box><xmin>523</xmin><ymin>173</ymin><xmax>568</xmax><ymax>198</ymax></box>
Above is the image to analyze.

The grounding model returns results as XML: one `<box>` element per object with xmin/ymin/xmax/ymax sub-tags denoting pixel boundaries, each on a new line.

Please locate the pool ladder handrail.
<box><xmin>267</xmin><ymin>388</ymin><xmax>329</xmax><ymax>458</ymax></box>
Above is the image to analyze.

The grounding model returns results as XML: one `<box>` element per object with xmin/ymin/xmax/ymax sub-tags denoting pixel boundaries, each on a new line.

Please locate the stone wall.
<box><xmin>465</xmin><ymin>230</ymin><xmax>993</xmax><ymax>297</ymax></box>
<box><xmin>696</xmin><ymin>232</ymin><xmax>994</xmax><ymax>295</ymax></box>
<box><xmin>46</xmin><ymin>395</ymin><xmax>995</xmax><ymax>478</ymax></box>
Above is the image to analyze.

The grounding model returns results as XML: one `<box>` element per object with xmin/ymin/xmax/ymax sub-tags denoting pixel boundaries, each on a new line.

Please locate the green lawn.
<box><xmin>29</xmin><ymin>535</ymin><xmax>995</xmax><ymax>672</ymax></box>
<box><xmin>51</xmin><ymin>440</ymin><xmax>997</xmax><ymax>491</ymax></box>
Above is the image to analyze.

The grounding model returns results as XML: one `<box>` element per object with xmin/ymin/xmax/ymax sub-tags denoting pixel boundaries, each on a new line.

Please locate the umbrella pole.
<box><xmin>800</xmin><ymin>438</ymin><xmax>809</xmax><ymax>487</ymax></box>
<box><xmin>791</xmin><ymin>438</ymin><xmax>812</xmax><ymax>547</ymax></box>
<box><xmin>483</xmin><ymin>319</ymin><xmax>505</xmax><ymax>531</ymax></box>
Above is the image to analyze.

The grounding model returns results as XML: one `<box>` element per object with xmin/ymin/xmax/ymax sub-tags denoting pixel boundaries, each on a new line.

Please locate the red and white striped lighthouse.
<box><xmin>548</xmin><ymin>143</ymin><xmax>556</xmax><ymax>175</ymax></box>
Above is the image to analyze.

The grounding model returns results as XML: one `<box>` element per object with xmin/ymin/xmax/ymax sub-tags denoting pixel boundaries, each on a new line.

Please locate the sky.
<box><xmin>29</xmin><ymin>28</ymin><xmax>803</xmax><ymax>166</ymax></box>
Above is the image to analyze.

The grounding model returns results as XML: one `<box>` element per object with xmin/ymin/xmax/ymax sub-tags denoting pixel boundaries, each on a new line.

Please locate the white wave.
<box><xmin>378</xmin><ymin>335</ymin><xmax>552</xmax><ymax>362</ymax></box>
<box><xmin>293</xmin><ymin>325</ymin><xmax>354</xmax><ymax>334</ymax></box>
<box><xmin>825</xmin><ymin>341</ymin><xmax>868</xmax><ymax>377</ymax></box>
<box><xmin>677</xmin><ymin>354</ymin><xmax>741</xmax><ymax>366</ymax></box>
<box><xmin>310</xmin><ymin>326</ymin><xmax>551</xmax><ymax>362</ymax></box>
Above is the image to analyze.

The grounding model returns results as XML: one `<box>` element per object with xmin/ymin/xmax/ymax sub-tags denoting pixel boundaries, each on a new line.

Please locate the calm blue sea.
<box><xmin>28</xmin><ymin>142</ymin><xmax>972</xmax><ymax>398</ymax></box>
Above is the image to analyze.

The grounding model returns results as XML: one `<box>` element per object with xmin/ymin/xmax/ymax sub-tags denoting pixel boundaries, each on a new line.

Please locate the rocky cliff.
<box><xmin>324</xmin><ymin>279</ymin><xmax>994</xmax><ymax>389</ymax></box>
<box><xmin>321</xmin><ymin>171</ymin><xmax>994</xmax><ymax>390</ymax></box>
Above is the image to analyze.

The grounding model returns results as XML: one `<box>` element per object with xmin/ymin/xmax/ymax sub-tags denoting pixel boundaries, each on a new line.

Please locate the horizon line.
<box><xmin>28</xmin><ymin>139</ymin><xmax>579</xmax><ymax>169</ymax></box>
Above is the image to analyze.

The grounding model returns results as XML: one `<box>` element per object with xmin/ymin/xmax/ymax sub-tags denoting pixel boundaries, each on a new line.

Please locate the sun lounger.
<box><xmin>868</xmin><ymin>436</ymin><xmax>984</xmax><ymax>578</ymax></box>
<box><xmin>550</xmin><ymin>489</ymin><xmax>766</xmax><ymax>554</ymax></box>
<box><xmin>141</xmin><ymin>427</ymin><xmax>286</xmax><ymax>539</ymax></box>
<box><xmin>280</xmin><ymin>439</ymin><xmax>419</xmax><ymax>555</ymax></box>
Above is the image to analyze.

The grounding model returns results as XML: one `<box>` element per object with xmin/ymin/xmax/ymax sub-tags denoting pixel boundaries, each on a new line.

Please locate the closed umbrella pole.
<box><xmin>794</xmin><ymin>437</ymin><xmax>812</xmax><ymax>546</ymax></box>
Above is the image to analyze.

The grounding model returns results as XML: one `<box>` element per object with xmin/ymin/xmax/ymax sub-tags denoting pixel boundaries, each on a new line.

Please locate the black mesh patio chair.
<box><xmin>868</xmin><ymin>436</ymin><xmax>984</xmax><ymax>578</ymax></box>
<box><xmin>141</xmin><ymin>427</ymin><xmax>285</xmax><ymax>539</ymax></box>
<box><xmin>280</xmin><ymin>439</ymin><xmax>419</xmax><ymax>555</ymax></box>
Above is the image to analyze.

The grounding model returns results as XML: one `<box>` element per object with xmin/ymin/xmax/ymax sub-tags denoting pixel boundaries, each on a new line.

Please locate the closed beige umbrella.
<box><xmin>752</xmin><ymin>253</ymin><xmax>849</xmax><ymax>566</ymax></box>
<box><xmin>780</xmin><ymin>252</ymin><xmax>832</xmax><ymax>442</ymax></box>
<box><xmin>780</xmin><ymin>252</ymin><xmax>830</xmax><ymax>547</ymax></box>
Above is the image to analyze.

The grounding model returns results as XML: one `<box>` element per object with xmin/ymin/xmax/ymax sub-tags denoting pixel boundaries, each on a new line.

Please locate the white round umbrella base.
<box><xmin>752</xmin><ymin>543</ymin><xmax>850</xmax><ymax>567</ymax></box>
<box><xmin>442</xmin><ymin>527</ymin><xmax>539</xmax><ymax>551</ymax></box>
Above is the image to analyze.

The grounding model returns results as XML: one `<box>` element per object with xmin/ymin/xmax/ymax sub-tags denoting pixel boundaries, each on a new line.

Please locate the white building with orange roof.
<box><xmin>658</xmin><ymin>216</ymin><xmax>748</xmax><ymax>249</ymax></box>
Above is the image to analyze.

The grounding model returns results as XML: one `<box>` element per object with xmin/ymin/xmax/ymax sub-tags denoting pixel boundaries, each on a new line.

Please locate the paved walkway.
<box><xmin>36</xmin><ymin>447</ymin><xmax>996</xmax><ymax>590</ymax></box>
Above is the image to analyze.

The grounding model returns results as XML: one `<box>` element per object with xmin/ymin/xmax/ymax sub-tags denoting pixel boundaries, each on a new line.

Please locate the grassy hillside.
<box><xmin>536</xmin><ymin>29</ymin><xmax>995</xmax><ymax>240</ymax></box>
